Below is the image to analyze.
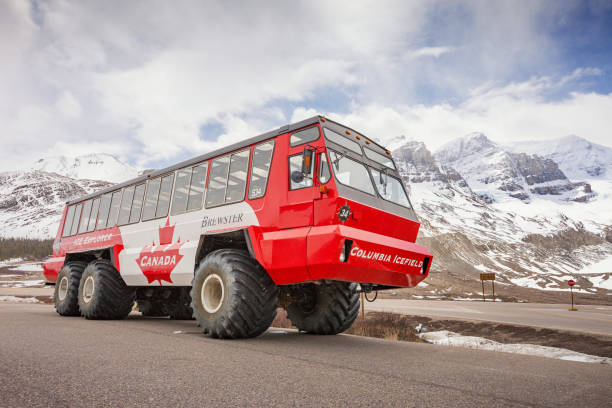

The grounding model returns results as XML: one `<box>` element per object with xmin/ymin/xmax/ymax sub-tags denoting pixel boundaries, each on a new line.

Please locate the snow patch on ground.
<box><xmin>450</xmin><ymin>297</ymin><xmax>485</xmax><ymax>301</ymax></box>
<box><xmin>588</xmin><ymin>275</ymin><xmax>612</xmax><ymax>290</ymax></box>
<box><xmin>0</xmin><ymin>258</ymin><xmax>24</xmax><ymax>266</ymax></box>
<box><xmin>0</xmin><ymin>280</ymin><xmax>46</xmax><ymax>288</ymax></box>
<box><xmin>0</xmin><ymin>296</ymin><xmax>41</xmax><ymax>303</ymax></box>
<box><xmin>419</xmin><ymin>330</ymin><xmax>611</xmax><ymax>364</ymax></box>
<box><xmin>9</xmin><ymin>263</ymin><xmax>43</xmax><ymax>272</ymax></box>
<box><xmin>580</xmin><ymin>255</ymin><xmax>612</xmax><ymax>274</ymax></box>
<box><xmin>268</xmin><ymin>329</ymin><xmax>289</xmax><ymax>334</ymax></box>
<box><xmin>509</xmin><ymin>276</ymin><xmax>546</xmax><ymax>289</ymax></box>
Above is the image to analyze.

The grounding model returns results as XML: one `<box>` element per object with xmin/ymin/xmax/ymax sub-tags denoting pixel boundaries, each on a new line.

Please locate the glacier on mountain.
<box><xmin>30</xmin><ymin>153</ymin><xmax>139</xmax><ymax>183</ymax></box>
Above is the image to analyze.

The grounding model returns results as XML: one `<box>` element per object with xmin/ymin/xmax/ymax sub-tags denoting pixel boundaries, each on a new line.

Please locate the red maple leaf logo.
<box><xmin>135</xmin><ymin>218</ymin><xmax>186</xmax><ymax>285</ymax></box>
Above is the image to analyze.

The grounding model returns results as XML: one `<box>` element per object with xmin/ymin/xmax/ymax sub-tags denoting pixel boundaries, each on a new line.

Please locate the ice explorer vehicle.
<box><xmin>44</xmin><ymin>116</ymin><xmax>433</xmax><ymax>338</ymax></box>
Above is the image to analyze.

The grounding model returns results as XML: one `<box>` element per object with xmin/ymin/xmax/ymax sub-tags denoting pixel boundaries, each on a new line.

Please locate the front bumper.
<box><xmin>43</xmin><ymin>256</ymin><xmax>65</xmax><ymax>283</ymax></box>
<box><xmin>306</xmin><ymin>225</ymin><xmax>432</xmax><ymax>287</ymax></box>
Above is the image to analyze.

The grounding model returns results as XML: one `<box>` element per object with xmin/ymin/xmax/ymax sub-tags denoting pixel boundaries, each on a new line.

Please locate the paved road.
<box><xmin>365</xmin><ymin>299</ymin><xmax>612</xmax><ymax>337</ymax></box>
<box><xmin>1</xmin><ymin>303</ymin><xmax>610</xmax><ymax>407</ymax></box>
<box><xmin>3</xmin><ymin>288</ymin><xmax>611</xmax><ymax>336</ymax></box>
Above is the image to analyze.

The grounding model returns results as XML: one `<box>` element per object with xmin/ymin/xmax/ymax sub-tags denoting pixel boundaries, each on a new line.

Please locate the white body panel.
<box><xmin>118</xmin><ymin>202</ymin><xmax>259</xmax><ymax>286</ymax></box>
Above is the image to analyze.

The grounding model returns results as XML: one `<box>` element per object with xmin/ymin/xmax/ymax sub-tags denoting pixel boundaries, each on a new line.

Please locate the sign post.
<box><xmin>481</xmin><ymin>279</ymin><xmax>486</xmax><ymax>302</ymax></box>
<box><xmin>568</xmin><ymin>279</ymin><xmax>578</xmax><ymax>311</ymax></box>
<box><xmin>479</xmin><ymin>273</ymin><xmax>496</xmax><ymax>302</ymax></box>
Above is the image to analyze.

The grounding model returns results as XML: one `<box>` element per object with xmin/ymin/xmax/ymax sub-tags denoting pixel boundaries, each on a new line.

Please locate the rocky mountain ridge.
<box><xmin>509</xmin><ymin>135</ymin><xmax>612</xmax><ymax>180</ymax></box>
<box><xmin>0</xmin><ymin>171</ymin><xmax>110</xmax><ymax>239</ymax></box>
<box><xmin>434</xmin><ymin>133</ymin><xmax>588</xmax><ymax>203</ymax></box>
<box><xmin>395</xmin><ymin>137</ymin><xmax>612</xmax><ymax>302</ymax></box>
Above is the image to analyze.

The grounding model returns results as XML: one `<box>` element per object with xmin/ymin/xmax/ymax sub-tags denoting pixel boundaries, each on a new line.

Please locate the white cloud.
<box><xmin>408</xmin><ymin>46</ymin><xmax>455</xmax><ymax>59</ymax></box>
<box><xmin>291</xmin><ymin>108</ymin><xmax>319</xmax><ymax>123</ymax></box>
<box><xmin>318</xmin><ymin>74</ymin><xmax>612</xmax><ymax>152</ymax></box>
<box><xmin>0</xmin><ymin>0</ymin><xmax>610</xmax><ymax>172</ymax></box>
<box><xmin>55</xmin><ymin>91</ymin><xmax>83</xmax><ymax>119</ymax></box>
<box><xmin>0</xmin><ymin>0</ymin><xmax>429</xmax><ymax>170</ymax></box>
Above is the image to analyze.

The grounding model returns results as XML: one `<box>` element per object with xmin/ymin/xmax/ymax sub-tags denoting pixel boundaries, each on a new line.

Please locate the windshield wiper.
<box><xmin>332</xmin><ymin>151</ymin><xmax>346</xmax><ymax>170</ymax></box>
<box><xmin>379</xmin><ymin>168</ymin><xmax>388</xmax><ymax>195</ymax></box>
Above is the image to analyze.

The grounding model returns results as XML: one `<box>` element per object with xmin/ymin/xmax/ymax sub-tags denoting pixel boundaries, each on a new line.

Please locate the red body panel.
<box><xmin>307</xmin><ymin>225</ymin><xmax>431</xmax><ymax>287</ymax></box>
<box><xmin>44</xmin><ymin>117</ymin><xmax>433</xmax><ymax>288</ymax></box>
<box><xmin>44</xmin><ymin>226</ymin><xmax>124</xmax><ymax>283</ymax></box>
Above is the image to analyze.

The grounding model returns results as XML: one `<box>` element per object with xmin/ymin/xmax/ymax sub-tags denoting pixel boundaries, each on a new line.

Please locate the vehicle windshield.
<box><xmin>369</xmin><ymin>168</ymin><xmax>412</xmax><ymax>208</ymax></box>
<box><xmin>328</xmin><ymin>151</ymin><xmax>375</xmax><ymax>195</ymax></box>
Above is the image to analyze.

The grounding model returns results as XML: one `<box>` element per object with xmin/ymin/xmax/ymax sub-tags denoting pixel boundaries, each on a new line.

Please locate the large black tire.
<box><xmin>190</xmin><ymin>249</ymin><xmax>278</xmax><ymax>339</ymax></box>
<box><xmin>54</xmin><ymin>261</ymin><xmax>87</xmax><ymax>316</ymax></box>
<box><xmin>78</xmin><ymin>260</ymin><xmax>135</xmax><ymax>320</ymax></box>
<box><xmin>286</xmin><ymin>282</ymin><xmax>360</xmax><ymax>335</ymax></box>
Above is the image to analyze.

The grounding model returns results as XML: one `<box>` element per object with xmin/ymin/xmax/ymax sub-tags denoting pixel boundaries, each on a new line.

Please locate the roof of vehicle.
<box><xmin>66</xmin><ymin>115</ymin><xmax>392</xmax><ymax>204</ymax></box>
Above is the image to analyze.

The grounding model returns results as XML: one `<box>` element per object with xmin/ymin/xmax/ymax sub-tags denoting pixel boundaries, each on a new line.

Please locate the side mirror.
<box><xmin>291</xmin><ymin>171</ymin><xmax>305</xmax><ymax>184</ymax></box>
<box><xmin>302</xmin><ymin>147</ymin><xmax>315</xmax><ymax>175</ymax></box>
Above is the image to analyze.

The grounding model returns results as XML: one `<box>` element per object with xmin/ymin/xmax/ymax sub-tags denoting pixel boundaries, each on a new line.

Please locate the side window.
<box><xmin>290</xmin><ymin>126</ymin><xmax>320</xmax><ymax>147</ymax></box>
<box><xmin>62</xmin><ymin>205</ymin><xmax>75</xmax><ymax>237</ymax></box>
<box><xmin>249</xmin><ymin>141</ymin><xmax>274</xmax><ymax>199</ymax></box>
<box><xmin>226</xmin><ymin>150</ymin><xmax>250</xmax><ymax>203</ymax></box>
<box><xmin>87</xmin><ymin>198</ymin><xmax>100</xmax><ymax>232</ymax></box>
<box><xmin>206</xmin><ymin>155</ymin><xmax>230</xmax><ymax>207</ymax></box>
<box><xmin>129</xmin><ymin>184</ymin><xmax>146</xmax><ymax>223</ymax></box>
<box><xmin>187</xmin><ymin>163</ymin><xmax>207</xmax><ymax>211</ymax></box>
<box><xmin>97</xmin><ymin>193</ymin><xmax>112</xmax><ymax>230</ymax></box>
<box><xmin>171</xmin><ymin>169</ymin><xmax>192</xmax><ymax>215</ymax></box>
<box><xmin>70</xmin><ymin>203</ymin><xmax>82</xmax><ymax>236</ymax></box>
<box><xmin>107</xmin><ymin>191</ymin><xmax>122</xmax><ymax>228</ymax></box>
<box><xmin>142</xmin><ymin>177</ymin><xmax>161</xmax><ymax>221</ymax></box>
<box><xmin>319</xmin><ymin>152</ymin><xmax>331</xmax><ymax>184</ymax></box>
<box><xmin>364</xmin><ymin>147</ymin><xmax>395</xmax><ymax>169</ymax></box>
<box><xmin>118</xmin><ymin>186</ymin><xmax>135</xmax><ymax>226</ymax></box>
<box><xmin>156</xmin><ymin>174</ymin><xmax>174</xmax><ymax>218</ymax></box>
<box><xmin>78</xmin><ymin>199</ymin><xmax>93</xmax><ymax>234</ymax></box>
<box><xmin>289</xmin><ymin>154</ymin><xmax>314</xmax><ymax>190</ymax></box>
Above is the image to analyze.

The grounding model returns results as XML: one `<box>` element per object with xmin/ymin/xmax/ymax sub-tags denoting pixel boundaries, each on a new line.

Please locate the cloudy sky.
<box><xmin>1</xmin><ymin>0</ymin><xmax>611</xmax><ymax>171</ymax></box>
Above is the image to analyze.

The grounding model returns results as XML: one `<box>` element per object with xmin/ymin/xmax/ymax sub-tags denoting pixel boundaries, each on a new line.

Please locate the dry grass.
<box><xmin>346</xmin><ymin>312</ymin><xmax>425</xmax><ymax>342</ymax></box>
<box><xmin>271</xmin><ymin>308</ymin><xmax>425</xmax><ymax>343</ymax></box>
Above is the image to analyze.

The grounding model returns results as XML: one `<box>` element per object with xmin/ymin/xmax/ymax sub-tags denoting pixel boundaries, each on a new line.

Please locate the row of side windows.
<box><xmin>61</xmin><ymin>140</ymin><xmax>275</xmax><ymax>237</ymax></box>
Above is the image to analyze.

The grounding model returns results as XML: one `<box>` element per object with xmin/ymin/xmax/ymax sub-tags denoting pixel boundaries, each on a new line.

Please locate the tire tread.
<box><xmin>190</xmin><ymin>249</ymin><xmax>278</xmax><ymax>339</ymax></box>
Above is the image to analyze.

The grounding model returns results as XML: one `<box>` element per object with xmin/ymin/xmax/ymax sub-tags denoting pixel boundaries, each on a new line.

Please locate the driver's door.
<box><xmin>278</xmin><ymin>126</ymin><xmax>322</xmax><ymax>229</ymax></box>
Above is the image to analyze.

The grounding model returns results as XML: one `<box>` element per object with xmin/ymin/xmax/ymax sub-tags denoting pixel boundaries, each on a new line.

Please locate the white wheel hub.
<box><xmin>201</xmin><ymin>273</ymin><xmax>224</xmax><ymax>314</ymax></box>
<box><xmin>82</xmin><ymin>275</ymin><xmax>95</xmax><ymax>304</ymax></box>
<box><xmin>57</xmin><ymin>276</ymin><xmax>69</xmax><ymax>301</ymax></box>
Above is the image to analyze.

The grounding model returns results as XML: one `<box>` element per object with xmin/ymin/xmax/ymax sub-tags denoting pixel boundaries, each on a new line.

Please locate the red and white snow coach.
<box><xmin>44</xmin><ymin>116</ymin><xmax>433</xmax><ymax>338</ymax></box>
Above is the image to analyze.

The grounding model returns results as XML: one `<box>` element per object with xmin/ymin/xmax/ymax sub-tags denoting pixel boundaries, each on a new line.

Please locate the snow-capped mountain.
<box><xmin>434</xmin><ymin>133</ymin><xmax>584</xmax><ymax>203</ymax></box>
<box><xmin>395</xmin><ymin>136</ymin><xmax>612</xmax><ymax>302</ymax></box>
<box><xmin>0</xmin><ymin>153</ymin><xmax>136</xmax><ymax>239</ymax></box>
<box><xmin>0</xmin><ymin>138</ymin><xmax>610</xmax><ymax>302</ymax></box>
<box><xmin>508</xmin><ymin>135</ymin><xmax>612</xmax><ymax>180</ymax></box>
<box><xmin>30</xmin><ymin>153</ymin><xmax>139</xmax><ymax>183</ymax></box>
<box><xmin>0</xmin><ymin>171</ymin><xmax>110</xmax><ymax>239</ymax></box>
